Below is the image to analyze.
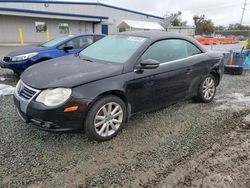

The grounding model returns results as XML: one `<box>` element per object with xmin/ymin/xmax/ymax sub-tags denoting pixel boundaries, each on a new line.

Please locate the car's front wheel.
<box><xmin>13</xmin><ymin>70</ymin><xmax>21</xmax><ymax>76</ymax></box>
<box><xmin>85</xmin><ymin>95</ymin><xmax>127</xmax><ymax>142</ymax></box>
<box><xmin>196</xmin><ymin>74</ymin><xmax>216</xmax><ymax>103</ymax></box>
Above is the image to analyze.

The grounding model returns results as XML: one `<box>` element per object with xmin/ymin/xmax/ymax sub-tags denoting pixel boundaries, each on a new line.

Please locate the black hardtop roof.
<box><xmin>117</xmin><ymin>31</ymin><xmax>188</xmax><ymax>39</ymax></box>
<box><xmin>116</xmin><ymin>31</ymin><xmax>207</xmax><ymax>52</ymax></box>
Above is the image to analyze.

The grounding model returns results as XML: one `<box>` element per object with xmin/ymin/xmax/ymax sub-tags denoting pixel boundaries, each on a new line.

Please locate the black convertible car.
<box><xmin>14</xmin><ymin>31</ymin><xmax>224</xmax><ymax>141</ymax></box>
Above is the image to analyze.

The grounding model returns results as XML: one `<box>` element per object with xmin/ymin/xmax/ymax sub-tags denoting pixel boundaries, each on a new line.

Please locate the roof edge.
<box><xmin>0</xmin><ymin>0</ymin><xmax>164</xmax><ymax>20</ymax></box>
<box><xmin>0</xmin><ymin>7</ymin><xmax>109</xmax><ymax>20</ymax></box>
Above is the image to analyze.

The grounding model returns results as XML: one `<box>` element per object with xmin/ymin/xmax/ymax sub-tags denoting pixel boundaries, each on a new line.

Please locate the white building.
<box><xmin>117</xmin><ymin>20</ymin><xmax>164</xmax><ymax>32</ymax></box>
<box><xmin>0</xmin><ymin>0</ymin><xmax>164</xmax><ymax>43</ymax></box>
<box><xmin>168</xmin><ymin>26</ymin><xmax>195</xmax><ymax>36</ymax></box>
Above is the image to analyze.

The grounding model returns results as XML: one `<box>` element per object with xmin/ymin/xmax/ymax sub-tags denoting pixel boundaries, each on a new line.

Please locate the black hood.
<box><xmin>21</xmin><ymin>55</ymin><xmax>124</xmax><ymax>89</ymax></box>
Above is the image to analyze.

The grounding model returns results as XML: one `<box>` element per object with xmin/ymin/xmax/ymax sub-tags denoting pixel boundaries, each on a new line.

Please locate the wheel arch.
<box><xmin>86</xmin><ymin>90</ymin><xmax>131</xmax><ymax>124</ymax></box>
<box><xmin>209</xmin><ymin>69</ymin><xmax>220</xmax><ymax>86</ymax></box>
<box><xmin>97</xmin><ymin>90</ymin><xmax>128</xmax><ymax>103</ymax></box>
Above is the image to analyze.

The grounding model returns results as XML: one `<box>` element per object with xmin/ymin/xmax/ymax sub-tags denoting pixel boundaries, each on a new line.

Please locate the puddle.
<box><xmin>0</xmin><ymin>84</ymin><xmax>15</xmax><ymax>96</ymax></box>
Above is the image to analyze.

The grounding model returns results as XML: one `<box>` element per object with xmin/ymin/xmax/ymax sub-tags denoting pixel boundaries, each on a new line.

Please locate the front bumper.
<box><xmin>0</xmin><ymin>60</ymin><xmax>5</xmax><ymax>68</ymax></box>
<box><xmin>0</xmin><ymin>59</ymin><xmax>33</xmax><ymax>74</ymax></box>
<box><xmin>14</xmin><ymin>94</ymin><xmax>92</xmax><ymax>132</ymax></box>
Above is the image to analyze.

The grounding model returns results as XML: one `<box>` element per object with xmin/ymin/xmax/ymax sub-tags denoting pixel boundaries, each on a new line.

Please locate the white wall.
<box><xmin>168</xmin><ymin>28</ymin><xmax>195</xmax><ymax>36</ymax></box>
<box><xmin>0</xmin><ymin>2</ymin><xmax>163</xmax><ymax>42</ymax></box>
<box><xmin>0</xmin><ymin>15</ymin><xmax>94</xmax><ymax>43</ymax></box>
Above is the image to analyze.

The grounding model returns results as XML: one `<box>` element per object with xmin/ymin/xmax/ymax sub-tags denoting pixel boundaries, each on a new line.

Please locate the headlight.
<box><xmin>11</xmin><ymin>52</ymin><xmax>38</xmax><ymax>61</ymax></box>
<box><xmin>36</xmin><ymin>88</ymin><xmax>72</xmax><ymax>107</ymax></box>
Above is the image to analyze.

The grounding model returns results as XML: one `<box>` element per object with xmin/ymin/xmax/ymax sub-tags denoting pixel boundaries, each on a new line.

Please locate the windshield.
<box><xmin>41</xmin><ymin>35</ymin><xmax>71</xmax><ymax>47</ymax></box>
<box><xmin>80</xmin><ymin>35</ymin><xmax>147</xmax><ymax>63</ymax></box>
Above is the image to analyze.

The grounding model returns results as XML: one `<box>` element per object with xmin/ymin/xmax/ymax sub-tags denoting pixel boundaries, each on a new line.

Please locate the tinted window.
<box><xmin>186</xmin><ymin>42</ymin><xmax>202</xmax><ymax>56</ymax></box>
<box><xmin>95</xmin><ymin>35</ymin><xmax>104</xmax><ymax>41</ymax></box>
<box><xmin>141</xmin><ymin>39</ymin><xmax>188</xmax><ymax>63</ymax></box>
<box><xmin>141</xmin><ymin>39</ymin><xmax>202</xmax><ymax>64</ymax></box>
<box><xmin>80</xmin><ymin>35</ymin><xmax>146</xmax><ymax>63</ymax></box>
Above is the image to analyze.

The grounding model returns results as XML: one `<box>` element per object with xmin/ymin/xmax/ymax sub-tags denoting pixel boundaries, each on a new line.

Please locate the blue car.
<box><xmin>0</xmin><ymin>33</ymin><xmax>104</xmax><ymax>75</ymax></box>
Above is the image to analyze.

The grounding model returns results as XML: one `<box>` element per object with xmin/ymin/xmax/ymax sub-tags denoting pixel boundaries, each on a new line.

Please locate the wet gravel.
<box><xmin>159</xmin><ymin>120</ymin><xmax>250</xmax><ymax>188</ymax></box>
<box><xmin>0</xmin><ymin>45</ymin><xmax>250</xmax><ymax>187</ymax></box>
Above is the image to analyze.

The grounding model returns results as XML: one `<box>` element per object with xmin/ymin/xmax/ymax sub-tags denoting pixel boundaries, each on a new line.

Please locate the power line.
<box><xmin>240</xmin><ymin>0</ymin><xmax>247</xmax><ymax>24</ymax></box>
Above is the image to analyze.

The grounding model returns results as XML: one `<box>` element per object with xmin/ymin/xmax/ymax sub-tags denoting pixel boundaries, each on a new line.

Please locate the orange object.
<box><xmin>228</xmin><ymin>53</ymin><xmax>233</xmax><ymax>65</ymax></box>
<box><xmin>195</xmin><ymin>37</ymin><xmax>239</xmax><ymax>45</ymax></box>
<box><xmin>64</xmin><ymin>106</ymin><xmax>79</xmax><ymax>112</ymax></box>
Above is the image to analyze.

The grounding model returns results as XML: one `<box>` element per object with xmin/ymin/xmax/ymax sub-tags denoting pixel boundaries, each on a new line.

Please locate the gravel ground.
<box><xmin>0</xmin><ymin>45</ymin><xmax>250</xmax><ymax>188</ymax></box>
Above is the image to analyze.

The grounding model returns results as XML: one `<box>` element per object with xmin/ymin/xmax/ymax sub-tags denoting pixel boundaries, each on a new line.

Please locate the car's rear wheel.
<box><xmin>196</xmin><ymin>74</ymin><xmax>216</xmax><ymax>103</ymax></box>
<box><xmin>85</xmin><ymin>95</ymin><xmax>126</xmax><ymax>142</ymax></box>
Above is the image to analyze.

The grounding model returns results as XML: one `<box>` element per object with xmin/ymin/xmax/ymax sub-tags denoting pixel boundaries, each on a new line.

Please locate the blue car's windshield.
<box><xmin>80</xmin><ymin>35</ymin><xmax>147</xmax><ymax>63</ymax></box>
<box><xmin>41</xmin><ymin>35</ymin><xmax>72</xmax><ymax>47</ymax></box>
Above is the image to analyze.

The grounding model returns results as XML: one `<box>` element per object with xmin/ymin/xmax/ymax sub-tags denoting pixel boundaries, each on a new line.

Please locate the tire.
<box><xmin>13</xmin><ymin>71</ymin><xmax>21</xmax><ymax>76</ymax></box>
<box><xmin>195</xmin><ymin>74</ymin><xmax>216</xmax><ymax>103</ymax></box>
<box><xmin>85</xmin><ymin>95</ymin><xmax>127</xmax><ymax>142</ymax></box>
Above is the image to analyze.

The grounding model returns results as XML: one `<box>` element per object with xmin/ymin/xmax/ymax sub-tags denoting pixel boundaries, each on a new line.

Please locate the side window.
<box><xmin>59</xmin><ymin>37</ymin><xmax>81</xmax><ymax>50</ymax></box>
<box><xmin>186</xmin><ymin>42</ymin><xmax>202</xmax><ymax>56</ymax></box>
<box><xmin>66</xmin><ymin>37</ymin><xmax>81</xmax><ymax>49</ymax></box>
<box><xmin>59</xmin><ymin>36</ymin><xmax>94</xmax><ymax>50</ymax></box>
<box><xmin>141</xmin><ymin>39</ymin><xmax>188</xmax><ymax>63</ymax></box>
<box><xmin>79</xmin><ymin>36</ymin><xmax>94</xmax><ymax>48</ymax></box>
<box><xmin>95</xmin><ymin>35</ymin><xmax>104</xmax><ymax>41</ymax></box>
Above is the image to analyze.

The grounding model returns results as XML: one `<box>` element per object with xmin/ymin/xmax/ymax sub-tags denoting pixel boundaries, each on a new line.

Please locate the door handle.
<box><xmin>186</xmin><ymin>68</ymin><xmax>193</xmax><ymax>75</ymax></box>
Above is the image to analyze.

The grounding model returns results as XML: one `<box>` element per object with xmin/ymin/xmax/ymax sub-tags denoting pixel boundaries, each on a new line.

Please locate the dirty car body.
<box><xmin>13</xmin><ymin>31</ymin><xmax>224</xmax><ymax>141</ymax></box>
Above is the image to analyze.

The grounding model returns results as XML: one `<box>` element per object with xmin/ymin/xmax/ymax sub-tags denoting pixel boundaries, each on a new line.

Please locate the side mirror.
<box><xmin>63</xmin><ymin>45</ymin><xmax>73</xmax><ymax>52</ymax></box>
<box><xmin>140</xmin><ymin>59</ymin><xmax>160</xmax><ymax>69</ymax></box>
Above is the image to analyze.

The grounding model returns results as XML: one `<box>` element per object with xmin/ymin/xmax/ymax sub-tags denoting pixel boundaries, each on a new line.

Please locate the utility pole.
<box><xmin>240</xmin><ymin>0</ymin><xmax>247</xmax><ymax>25</ymax></box>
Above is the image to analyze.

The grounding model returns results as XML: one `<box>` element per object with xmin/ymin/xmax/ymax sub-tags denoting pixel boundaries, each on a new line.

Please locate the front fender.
<box><xmin>72</xmin><ymin>72</ymin><xmax>134</xmax><ymax>100</ymax></box>
<box><xmin>31</xmin><ymin>49</ymin><xmax>61</xmax><ymax>63</ymax></box>
<box><xmin>208</xmin><ymin>57</ymin><xmax>224</xmax><ymax>83</ymax></box>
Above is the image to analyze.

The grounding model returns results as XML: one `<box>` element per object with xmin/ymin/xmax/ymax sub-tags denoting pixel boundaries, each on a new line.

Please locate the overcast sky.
<box><xmin>69</xmin><ymin>0</ymin><xmax>250</xmax><ymax>26</ymax></box>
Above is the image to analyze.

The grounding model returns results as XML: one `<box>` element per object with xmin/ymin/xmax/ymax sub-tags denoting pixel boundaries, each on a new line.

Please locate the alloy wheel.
<box><xmin>94</xmin><ymin>102</ymin><xmax>123</xmax><ymax>137</ymax></box>
<box><xmin>202</xmin><ymin>77</ymin><xmax>215</xmax><ymax>101</ymax></box>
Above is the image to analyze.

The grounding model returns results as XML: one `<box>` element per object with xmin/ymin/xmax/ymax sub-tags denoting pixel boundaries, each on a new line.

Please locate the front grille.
<box><xmin>3</xmin><ymin>56</ymin><xmax>11</xmax><ymax>62</ymax></box>
<box><xmin>16</xmin><ymin>81</ymin><xmax>40</xmax><ymax>100</ymax></box>
<box><xmin>19</xmin><ymin>86</ymin><xmax>36</xmax><ymax>100</ymax></box>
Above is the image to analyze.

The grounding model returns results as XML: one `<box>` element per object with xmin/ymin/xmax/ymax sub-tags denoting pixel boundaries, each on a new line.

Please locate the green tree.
<box><xmin>228</xmin><ymin>23</ymin><xmax>250</xmax><ymax>30</ymax></box>
<box><xmin>193</xmin><ymin>15</ymin><xmax>214</xmax><ymax>35</ymax></box>
<box><xmin>170</xmin><ymin>11</ymin><xmax>187</xmax><ymax>26</ymax></box>
<box><xmin>215</xmin><ymin>25</ymin><xmax>225</xmax><ymax>31</ymax></box>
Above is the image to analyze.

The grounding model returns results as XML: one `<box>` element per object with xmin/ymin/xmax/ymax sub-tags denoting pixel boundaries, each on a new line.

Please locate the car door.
<box><xmin>131</xmin><ymin>39</ymin><xmax>194</xmax><ymax>113</ymax></box>
<box><xmin>184</xmin><ymin>41</ymin><xmax>207</xmax><ymax>97</ymax></box>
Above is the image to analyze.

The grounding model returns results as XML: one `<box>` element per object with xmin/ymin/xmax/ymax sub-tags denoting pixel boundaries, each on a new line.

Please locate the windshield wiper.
<box><xmin>79</xmin><ymin>54</ymin><xmax>94</xmax><ymax>62</ymax></box>
<box><xmin>81</xmin><ymin>58</ymin><xmax>93</xmax><ymax>62</ymax></box>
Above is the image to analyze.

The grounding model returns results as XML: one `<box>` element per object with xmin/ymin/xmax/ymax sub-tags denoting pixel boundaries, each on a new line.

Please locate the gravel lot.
<box><xmin>0</xmin><ymin>44</ymin><xmax>250</xmax><ymax>188</ymax></box>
